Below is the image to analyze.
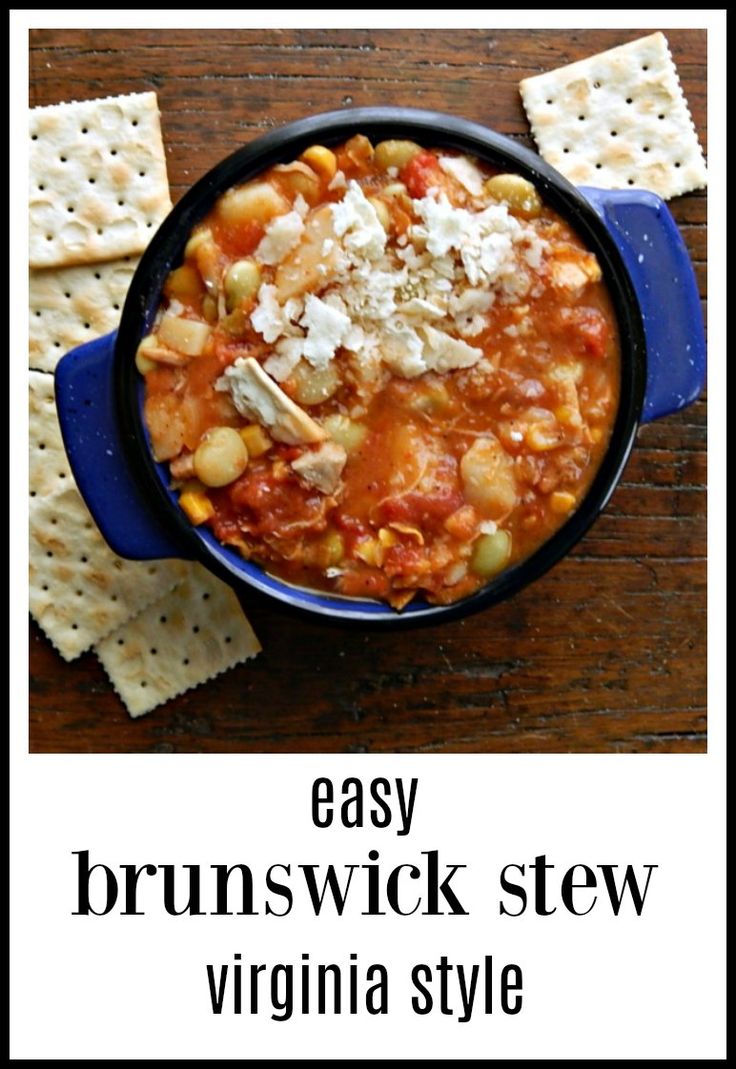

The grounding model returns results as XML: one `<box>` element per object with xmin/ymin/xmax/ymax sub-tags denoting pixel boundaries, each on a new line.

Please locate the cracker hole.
<box><xmin>593</xmin><ymin>81</ymin><xmax>602</xmax><ymax>89</ymax></box>
<box><xmin>563</xmin><ymin>147</ymin><xmax>570</xmax><ymax>154</ymax></box>
<box><xmin>643</xmin><ymin>146</ymin><xmax>650</xmax><ymax>153</ymax></box>
<box><xmin>150</xmin><ymin>648</ymin><xmax>157</xmax><ymax>656</ymax></box>
<box><xmin>31</xmin><ymin>490</ymin><xmax>37</xmax><ymax>498</ymax></box>
<box><xmin>38</xmin><ymin>184</ymin><xmax>45</xmax><ymax>191</ymax></box>
<box><xmin>71</xmin><ymin>623</ymin><xmax>78</xmax><ymax>630</ymax></box>
<box><xmin>80</xmin><ymin>556</ymin><xmax>88</xmax><ymax>563</ymax></box>
<box><xmin>67</xmin><ymin>206</ymin><xmax>74</xmax><ymax>213</ymax></box>
<box><xmin>46</xmin><ymin>550</ymin><xmax>53</xmax><ymax>558</ymax></box>
<box><xmin>46</xmin><ymin>235</ymin><xmax>53</xmax><ymax>241</ymax></box>
<box><xmin>140</xmin><ymin>681</ymin><xmax>147</xmax><ymax>688</ymax></box>
<box><xmin>546</xmin><ymin>98</ymin><xmax>553</xmax><ymax>105</ymax></box>
<box><xmin>76</xmin><ymin>590</ymin><xmax>83</xmax><ymax>597</ymax></box>
<box><xmin>60</xmin><ymin>156</ymin><xmax>67</xmax><ymax>163</ymax></box>
<box><xmin>610</xmin><ymin>130</ymin><xmax>618</xmax><ymax>137</ymax></box>
<box><xmin>64</xmin><ymin>292</ymin><xmax>71</xmax><ymax>299</ymax></box>
<box><xmin>58</xmin><ymin>472</ymin><xmax>66</xmax><ymax>479</ymax></box>
<box><xmin>160</xmin><ymin>615</ymin><xmax>167</xmax><ymax>624</ymax></box>
<box><xmin>84</xmin><ymin>322</ymin><xmax>91</xmax><ymax>329</ymax></box>
<box><xmin>658</xmin><ymin>114</ymin><xmax>665</xmax><ymax>120</ymax></box>
<box><xmin>626</xmin><ymin>97</ymin><xmax>633</xmax><ymax>104</ymax></box>
<box><xmin>148</xmin><ymin>566</ymin><xmax>157</xmax><ymax>575</ymax></box>
<box><xmin>53</xmin><ymin>341</ymin><xmax>61</xmax><ymax>348</ymax></box>
<box><xmin>88</xmin><ymin>177</ymin><xmax>96</xmax><ymax>184</ymax></box>
<box><xmin>675</xmin><ymin>161</ymin><xmax>681</xmax><ymax>168</ymax></box>
<box><xmin>31</xmin><ymin>134</ymin><xmax>38</xmax><ymax>140</ymax></box>
<box><xmin>113</xmin><ymin>303</ymin><xmax>120</xmax><ymax>310</ymax></box>
<box><xmin>39</xmin><ymin>442</ymin><xmax>46</xmax><ymax>450</ymax></box>
<box><xmin>94</xmin><ymin>272</ymin><xmax>101</xmax><ymax>280</ymax></box>
<box><xmin>117</xmin><ymin>638</ymin><xmax>124</xmax><ymax>645</ymax></box>
<box><xmin>35</xmin><ymin>310</ymin><xmax>41</xmax><ymax>317</ymax></box>
<box><xmin>42</xmin><ymin>584</ymin><xmax>48</xmax><ymax>591</ymax></box>
<box><xmin>183</xmin><ymin>658</ymin><xmax>190</xmax><ymax>665</ymax></box>
<box><xmin>96</xmin><ymin>228</ymin><xmax>103</xmax><ymax>235</ymax></box>
<box><xmin>110</xmin><ymin>148</ymin><xmax>118</xmax><ymax>156</ymax></box>
<box><xmin>225</xmin><ymin>636</ymin><xmax>232</xmax><ymax>644</ymax></box>
<box><xmin>139</xmin><ymin>171</ymin><xmax>147</xmax><ymax>177</ymax></box>
<box><xmin>192</xmin><ymin>625</ymin><xmax>200</xmax><ymax>634</ymax></box>
<box><xmin>642</xmin><ymin>64</ymin><xmax>649</xmax><ymax>71</ymax></box>
<box><xmin>202</xmin><ymin>592</ymin><xmax>210</xmax><ymax>600</ymax></box>
<box><xmin>118</xmin><ymin>200</ymin><xmax>125</xmax><ymax>206</ymax></box>
<box><xmin>81</xmin><ymin>127</ymin><xmax>88</xmax><ymax>134</ymax></box>
<box><xmin>578</xmin><ymin>115</ymin><xmax>585</xmax><ymax>121</ymax></box>
<box><xmin>132</xmin><ymin>119</ymin><xmax>139</xmax><ymax>126</ymax></box>
<box><xmin>146</xmin><ymin>221</ymin><xmax>153</xmax><ymax>228</ymax></box>
<box><xmin>627</xmin><ymin>179</ymin><xmax>634</xmax><ymax>186</ymax></box>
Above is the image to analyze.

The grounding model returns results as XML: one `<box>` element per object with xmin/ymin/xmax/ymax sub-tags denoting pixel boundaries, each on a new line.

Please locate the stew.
<box><xmin>139</xmin><ymin>135</ymin><xmax>620</xmax><ymax>609</ymax></box>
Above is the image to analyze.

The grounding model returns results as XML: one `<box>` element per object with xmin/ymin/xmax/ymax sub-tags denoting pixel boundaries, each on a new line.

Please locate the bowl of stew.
<box><xmin>56</xmin><ymin>107</ymin><xmax>706</xmax><ymax>626</ymax></box>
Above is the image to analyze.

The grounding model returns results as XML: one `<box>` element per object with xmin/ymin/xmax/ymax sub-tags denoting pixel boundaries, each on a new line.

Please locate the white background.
<box><xmin>12</xmin><ymin>9</ymin><xmax>726</xmax><ymax>1062</ymax></box>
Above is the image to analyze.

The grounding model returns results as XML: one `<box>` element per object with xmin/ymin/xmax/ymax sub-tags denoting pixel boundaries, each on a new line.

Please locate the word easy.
<box><xmin>312</xmin><ymin>777</ymin><xmax>419</xmax><ymax>837</ymax></box>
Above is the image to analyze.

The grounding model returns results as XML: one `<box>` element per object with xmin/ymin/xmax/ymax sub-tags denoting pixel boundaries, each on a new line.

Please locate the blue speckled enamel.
<box><xmin>580</xmin><ymin>187</ymin><xmax>706</xmax><ymax>422</ymax></box>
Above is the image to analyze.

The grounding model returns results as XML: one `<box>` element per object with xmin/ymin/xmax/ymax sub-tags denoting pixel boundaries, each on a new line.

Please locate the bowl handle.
<box><xmin>54</xmin><ymin>331</ymin><xmax>191</xmax><ymax>561</ymax></box>
<box><xmin>579</xmin><ymin>186</ymin><xmax>706</xmax><ymax>423</ymax></box>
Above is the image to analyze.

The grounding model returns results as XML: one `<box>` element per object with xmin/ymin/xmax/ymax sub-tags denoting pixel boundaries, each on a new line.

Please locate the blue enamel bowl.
<box><xmin>55</xmin><ymin>107</ymin><xmax>706</xmax><ymax>628</ymax></box>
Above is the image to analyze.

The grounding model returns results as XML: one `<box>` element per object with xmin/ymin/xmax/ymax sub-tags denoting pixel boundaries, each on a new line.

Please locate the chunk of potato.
<box><xmin>217</xmin><ymin>181</ymin><xmax>289</xmax><ymax>227</ymax></box>
<box><xmin>321</xmin><ymin>413</ymin><xmax>368</xmax><ymax>453</ymax></box>
<box><xmin>484</xmin><ymin>174</ymin><xmax>542</xmax><ymax>218</ymax></box>
<box><xmin>158</xmin><ymin>316</ymin><xmax>211</xmax><ymax>356</ymax></box>
<box><xmin>460</xmin><ymin>436</ymin><xmax>518</xmax><ymax>518</ymax></box>
<box><xmin>290</xmin><ymin>360</ymin><xmax>340</xmax><ymax>406</ymax></box>
<box><xmin>274</xmin><ymin>205</ymin><xmax>340</xmax><ymax>302</ymax></box>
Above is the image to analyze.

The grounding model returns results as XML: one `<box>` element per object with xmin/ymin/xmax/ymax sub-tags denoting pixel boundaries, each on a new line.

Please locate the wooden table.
<box><xmin>29</xmin><ymin>27</ymin><xmax>707</xmax><ymax>754</ymax></box>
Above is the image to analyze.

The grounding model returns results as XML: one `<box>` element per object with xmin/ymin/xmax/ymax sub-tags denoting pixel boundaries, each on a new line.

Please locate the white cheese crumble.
<box><xmin>246</xmin><ymin>169</ymin><xmax>553</xmax><ymax>388</ymax></box>
<box><xmin>330</xmin><ymin>180</ymin><xmax>387</xmax><ymax>261</ymax></box>
<box><xmin>299</xmin><ymin>293</ymin><xmax>351</xmax><ymax>368</ymax></box>
<box><xmin>251</xmin><ymin>284</ymin><xmax>287</xmax><ymax>344</ymax></box>
<box><xmin>327</xmin><ymin>169</ymin><xmax>347</xmax><ymax>191</ymax></box>
<box><xmin>255</xmin><ymin>210</ymin><xmax>305</xmax><ymax>265</ymax></box>
<box><xmin>264</xmin><ymin>337</ymin><xmax>304</xmax><ymax>381</ymax></box>
<box><xmin>438</xmin><ymin>154</ymin><xmax>484</xmax><ymax>196</ymax></box>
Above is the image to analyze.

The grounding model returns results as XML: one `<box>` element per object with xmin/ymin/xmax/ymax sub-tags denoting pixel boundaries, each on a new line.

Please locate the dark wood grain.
<box><xmin>28</xmin><ymin>27</ymin><xmax>707</xmax><ymax>754</ymax></box>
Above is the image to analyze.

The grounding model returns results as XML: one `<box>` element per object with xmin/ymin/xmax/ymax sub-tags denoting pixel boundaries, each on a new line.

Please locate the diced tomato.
<box><xmin>377</xmin><ymin>485</ymin><xmax>465</xmax><ymax>532</ymax></box>
<box><xmin>228</xmin><ymin>466</ymin><xmax>327</xmax><ymax>538</ymax></box>
<box><xmin>400</xmin><ymin>150</ymin><xmax>443</xmax><ymax>199</ymax></box>
<box><xmin>566</xmin><ymin>307</ymin><xmax>610</xmax><ymax>358</ymax></box>
<box><xmin>211</xmin><ymin>216</ymin><xmax>264</xmax><ymax>258</ymax></box>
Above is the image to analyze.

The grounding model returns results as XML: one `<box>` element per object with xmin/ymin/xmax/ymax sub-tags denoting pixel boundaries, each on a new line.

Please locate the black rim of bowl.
<box><xmin>115</xmin><ymin>106</ymin><xmax>646</xmax><ymax>630</ymax></box>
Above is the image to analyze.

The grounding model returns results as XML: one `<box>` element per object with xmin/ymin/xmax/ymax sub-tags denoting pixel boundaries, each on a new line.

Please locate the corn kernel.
<box><xmin>550</xmin><ymin>491</ymin><xmax>577</xmax><ymax>514</ymax></box>
<box><xmin>554</xmin><ymin>404</ymin><xmax>582</xmax><ymax>428</ymax></box>
<box><xmin>240</xmin><ymin>424</ymin><xmax>273</xmax><ymax>457</ymax></box>
<box><xmin>590</xmin><ymin>427</ymin><xmax>604</xmax><ymax>444</ymax></box>
<box><xmin>319</xmin><ymin>531</ymin><xmax>345</xmax><ymax>568</ymax></box>
<box><xmin>300</xmin><ymin>145</ymin><xmax>337</xmax><ymax>182</ymax></box>
<box><xmin>526</xmin><ymin>423</ymin><xmax>563</xmax><ymax>452</ymax></box>
<box><xmin>179</xmin><ymin>490</ymin><xmax>214</xmax><ymax>526</ymax></box>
